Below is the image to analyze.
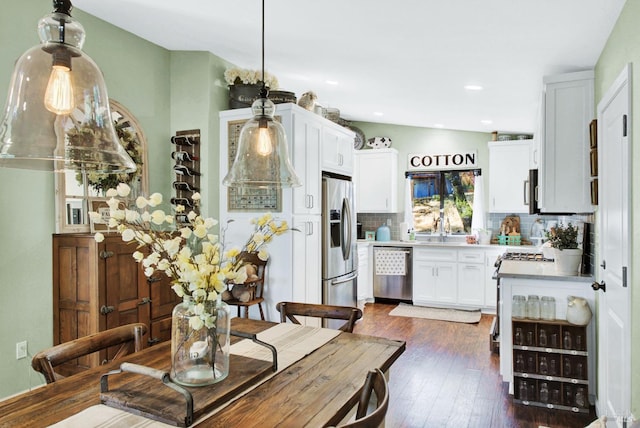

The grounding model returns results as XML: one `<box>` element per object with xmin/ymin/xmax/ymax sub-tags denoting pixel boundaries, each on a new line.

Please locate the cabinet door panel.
<box><xmin>435</xmin><ymin>263</ymin><xmax>457</xmax><ymax>303</ymax></box>
<box><xmin>412</xmin><ymin>260</ymin><xmax>437</xmax><ymax>302</ymax></box>
<box><xmin>104</xmin><ymin>240</ymin><xmax>150</xmax><ymax>334</ymax></box>
<box><xmin>488</xmin><ymin>141</ymin><xmax>530</xmax><ymax>213</ymax></box>
<box><xmin>457</xmin><ymin>263</ymin><xmax>484</xmax><ymax>306</ymax></box>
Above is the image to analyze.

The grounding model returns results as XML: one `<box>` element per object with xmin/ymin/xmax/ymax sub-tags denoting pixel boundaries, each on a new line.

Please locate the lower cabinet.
<box><xmin>512</xmin><ymin>319</ymin><xmax>590</xmax><ymax>413</ymax></box>
<box><xmin>357</xmin><ymin>242</ymin><xmax>372</xmax><ymax>301</ymax></box>
<box><xmin>413</xmin><ymin>248</ymin><xmax>457</xmax><ymax>306</ymax></box>
<box><xmin>52</xmin><ymin>234</ymin><xmax>180</xmax><ymax>376</ymax></box>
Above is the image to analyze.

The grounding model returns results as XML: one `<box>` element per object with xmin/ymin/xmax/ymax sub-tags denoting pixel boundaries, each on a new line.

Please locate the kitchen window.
<box><xmin>407</xmin><ymin>170</ymin><xmax>477</xmax><ymax>235</ymax></box>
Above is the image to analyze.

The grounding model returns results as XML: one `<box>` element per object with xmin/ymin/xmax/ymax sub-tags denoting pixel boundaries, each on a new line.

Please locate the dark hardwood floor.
<box><xmin>352</xmin><ymin>302</ymin><xmax>597</xmax><ymax>428</ymax></box>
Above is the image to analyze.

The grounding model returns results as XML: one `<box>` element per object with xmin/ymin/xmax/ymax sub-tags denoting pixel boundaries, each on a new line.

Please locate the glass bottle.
<box><xmin>575</xmin><ymin>387</ymin><xmax>586</xmax><ymax>407</ymax></box>
<box><xmin>539</xmin><ymin>329</ymin><xmax>547</xmax><ymax>347</ymax></box>
<box><xmin>514</xmin><ymin>328</ymin><xmax>523</xmax><ymax>346</ymax></box>
<box><xmin>564</xmin><ymin>357</ymin><xmax>572</xmax><ymax>378</ymax></box>
<box><xmin>519</xmin><ymin>380</ymin><xmax>528</xmax><ymax>401</ymax></box>
<box><xmin>539</xmin><ymin>356</ymin><xmax>548</xmax><ymax>374</ymax></box>
<box><xmin>549</xmin><ymin>358</ymin><xmax>557</xmax><ymax>375</ymax></box>
<box><xmin>575</xmin><ymin>334</ymin><xmax>583</xmax><ymax>351</ymax></box>
<box><xmin>540</xmin><ymin>296</ymin><xmax>556</xmax><ymax>320</ymax></box>
<box><xmin>512</xmin><ymin>295</ymin><xmax>526</xmax><ymax>318</ymax></box>
<box><xmin>563</xmin><ymin>331</ymin><xmax>572</xmax><ymax>349</ymax></box>
<box><xmin>515</xmin><ymin>354</ymin><xmax>525</xmax><ymax>372</ymax></box>
<box><xmin>576</xmin><ymin>361</ymin><xmax>584</xmax><ymax>379</ymax></box>
<box><xmin>527</xmin><ymin>355</ymin><xmax>535</xmax><ymax>372</ymax></box>
<box><xmin>526</xmin><ymin>295</ymin><xmax>540</xmax><ymax>319</ymax></box>
<box><xmin>540</xmin><ymin>382</ymin><xmax>549</xmax><ymax>403</ymax></box>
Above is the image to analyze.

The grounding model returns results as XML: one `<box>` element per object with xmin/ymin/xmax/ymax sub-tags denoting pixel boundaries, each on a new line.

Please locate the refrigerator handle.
<box><xmin>331</xmin><ymin>271</ymin><xmax>358</xmax><ymax>285</ymax></box>
<box><xmin>341</xmin><ymin>197</ymin><xmax>352</xmax><ymax>261</ymax></box>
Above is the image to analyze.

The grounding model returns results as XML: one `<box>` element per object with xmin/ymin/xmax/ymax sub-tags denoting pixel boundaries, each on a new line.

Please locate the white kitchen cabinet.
<box><xmin>354</xmin><ymin>149</ymin><xmax>398</xmax><ymax>213</ymax></box>
<box><xmin>219</xmin><ymin>103</ymin><xmax>334</xmax><ymax>322</ymax></box>
<box><xmin>488</xmin><ymin>140</ymin><xmax>531</xmax><ymax>213</ymax></box>
<box><xmin>292</xmin><ymin>113</ymin><xmax>322</xmax><ymax>215</ymax></box>
<box><xmin>539</xmin><ymin>70</ymin><xmax>594</xmax><ymax>214</ymax></box>
<box><xmin>292</xmin><ymin>215</ymin><xmax>322</xmax><ymax>327</ymax></box>
<box><xmin>357</xmin><ymin>242</ymin><xmax>372</xmax><ymax>301</ymax></box>
<box><xmin>322</xmin><ymin>124</ymin><xmax>354</xmax><ymax>176</ymax></box>
<box><xmin>413</xmin><ymin>248</ymin><xmax>457</xmax><ymax>306</ymax></box>
<box><xmin>457</xmin><ymin>249</ymin><xmax>485</xmax><ymax>307</ymax></box>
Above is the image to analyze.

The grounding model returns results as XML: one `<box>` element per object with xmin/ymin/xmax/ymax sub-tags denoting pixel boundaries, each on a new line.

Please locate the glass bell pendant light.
<box><xmin>0</xmin><ymin>0</ymin><xmax>136</xmax><ymax>173</ymax></box>
<box><xmin>223</xmin><ymin>0</ymin><xmax>300</xmax><ymax>189</ymax></box>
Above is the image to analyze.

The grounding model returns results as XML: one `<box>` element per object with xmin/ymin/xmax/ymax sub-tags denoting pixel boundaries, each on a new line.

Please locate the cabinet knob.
<box><xmin>147</xmin><ymin>337</ymin><xmax>161</xmax><ymax>346</ymax></box>
<box><xmin>100</xmin><ymin>305</ymin><xmax>115</xmax><ymax>315</ymax></box>
<box><xmin>99</xmin><ymin>250</ymin><xmax>114</xmax><ymax>259</ymax></box>
<box><xmin>146</xmin><ymin>277</ymin><xmax>161</xmax><ymax>284</ymax></box>
<box><xmin>591</xmin><ymin>281</ymin><xmax>606</xmax><ymax>293</ymax></box>
<box><xmin>600</xmin><ymin>260</ymin><xmax>606</xmax><ymax>270</ymax></box>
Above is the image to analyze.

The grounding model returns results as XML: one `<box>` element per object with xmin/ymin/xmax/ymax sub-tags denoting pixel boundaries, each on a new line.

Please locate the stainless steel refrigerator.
<box><xmin>322</xmin><ymin>174</ymin><xmax>358</xmax><ymax>329</ymax></box>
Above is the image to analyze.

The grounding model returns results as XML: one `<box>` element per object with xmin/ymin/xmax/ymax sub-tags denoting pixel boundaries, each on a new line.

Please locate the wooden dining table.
<box><xmin>0</xmin><ymin>318</ymin><xmax>405</xmax><ymax>427</ymax></box>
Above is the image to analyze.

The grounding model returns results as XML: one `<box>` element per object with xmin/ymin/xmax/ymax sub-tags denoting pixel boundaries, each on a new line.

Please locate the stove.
<box><xmin>490</xmin><ymin>251</ymin><xmax>553</xmax><ymax>353</ymax></box>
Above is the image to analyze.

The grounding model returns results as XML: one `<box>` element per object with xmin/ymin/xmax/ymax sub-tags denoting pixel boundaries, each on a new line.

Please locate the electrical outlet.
<box><xmin>16</xmin><ymin>341</ymin><xmax>27</xmax><ymax>360</ymax></box>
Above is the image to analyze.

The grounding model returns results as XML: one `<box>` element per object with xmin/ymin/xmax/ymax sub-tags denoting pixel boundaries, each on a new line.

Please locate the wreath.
<box><xmin>71</xmin><ymin>119</ymin><xmax>143</xmax><ymax>194</ymax></box>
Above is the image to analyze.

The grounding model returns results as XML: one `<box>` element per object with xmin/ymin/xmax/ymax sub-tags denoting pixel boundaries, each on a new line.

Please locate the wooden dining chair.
<box><xmin>334</xmin><ymin>368</ymin><xmax>389</xmax><ymax>428</ymax></box>
<box><xmin>275</xmin><ymin>302</ymin><xmax>363</xmax><ymax>333</ymax></box>
<box><xmin>225</xmin><ymin>251</ymin><xmax>268</xmax><ymax>320</ymax></box>
<box><xmin>31</xmin><ymin>323</ymin><xmax>147</xmax><ymax>384</ymax></box>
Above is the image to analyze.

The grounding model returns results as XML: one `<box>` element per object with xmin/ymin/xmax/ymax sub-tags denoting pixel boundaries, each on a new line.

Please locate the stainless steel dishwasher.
<box><xmin>373</xmin><ymin>246</ymin><xmax>412</xmax><ymax>303</ymax></box>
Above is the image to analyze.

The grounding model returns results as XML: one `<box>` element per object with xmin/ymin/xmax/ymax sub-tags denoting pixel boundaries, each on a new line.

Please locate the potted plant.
<box><xmin>224</xmin><ymin>67</ymin><xmax>280</xmax><ymax>109</ymax></box>
<box><xmin>546</xmin><ymin>223</ymin><xmax>582</xmax><ymax>275</ymax></box>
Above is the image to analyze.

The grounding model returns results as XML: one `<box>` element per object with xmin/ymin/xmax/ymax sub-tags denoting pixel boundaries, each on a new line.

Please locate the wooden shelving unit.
<box><xmin>171</xmin><ymin>129</ymin><xmax>201</xmax><ymax>222</ymax></box>
<box><xmin>511</xmin><ymin>318</ymin><xmax>590</xmax><ymax>413</ymax></box>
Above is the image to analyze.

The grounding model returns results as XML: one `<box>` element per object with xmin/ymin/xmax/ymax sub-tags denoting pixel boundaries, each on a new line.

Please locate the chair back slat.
<box><xmin>338</xmin><ymin>368</ymin><xmax>389</xmax><ymax>428</ymax></box>
<box><xmin>275</xmin><ymin>302</ymin><xmax>363</xmax><ymax>333</ymax></box>
<box><xmin>31</xmin><ymin>323</ymin><xmax>147</xmax><ymax>384</ymax></box>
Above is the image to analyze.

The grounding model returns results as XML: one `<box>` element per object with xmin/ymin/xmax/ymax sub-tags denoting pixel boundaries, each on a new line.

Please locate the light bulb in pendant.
<box><xmin>44</xmin><ymin>64</ymin><xmax>74</xmax><ymax>115</ymax></box>
<box><xmin>256</xmin><ymin>127</ymin><xmax>273</xmax><ymax>156</ymax></box>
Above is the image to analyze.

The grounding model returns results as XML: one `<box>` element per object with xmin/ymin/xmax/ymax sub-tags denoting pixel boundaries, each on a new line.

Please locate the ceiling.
<box><xmin>73</xmin><ymin>0</ymin><xmax>626</xmax><ymax>134</ymax></box>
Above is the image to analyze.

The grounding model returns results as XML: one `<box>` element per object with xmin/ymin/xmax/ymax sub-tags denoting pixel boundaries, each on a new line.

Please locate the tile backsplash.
<box><xmin>357</xmin><ymin>212</ymin><xmax>594</xmax><ymax>274</ymax></box>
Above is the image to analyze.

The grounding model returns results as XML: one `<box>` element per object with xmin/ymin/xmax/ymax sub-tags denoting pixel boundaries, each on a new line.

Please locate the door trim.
<box><xmin>595</xmin><ymin>62</ymin><xmax>632</xmax><ymax>422</ymax></box>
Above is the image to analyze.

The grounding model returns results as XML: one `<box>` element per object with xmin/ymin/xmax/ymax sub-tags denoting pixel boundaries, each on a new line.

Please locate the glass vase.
<box><xmin>170</xmin><ymin>297</ymin><xmax>231</xmax><ymax>387</ymax></box>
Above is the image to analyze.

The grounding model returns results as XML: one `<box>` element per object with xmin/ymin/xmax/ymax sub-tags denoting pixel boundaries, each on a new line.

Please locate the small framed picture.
<box><xmin>89</xmin><ymin>198</ymin><xmax>122</xmax><ymax>232</ymax></box>
<box><xmin>591</xmin><ymin>179</ymin><xmax>598</xmax><ymax>205</ymax></box>
<box><xmin>365</xmin><ymin>231</ymin><xmax>376</xmax><ymax>241</ymax></box>
<box><xmin>590</xmin><ymin>119</ymin><xmax>597</xmax><ymax>149</ymax></box>
<box><xmin>590</xmin><ymin>148</ymin><xmax>598</xmax><ymax>177</ymax></box>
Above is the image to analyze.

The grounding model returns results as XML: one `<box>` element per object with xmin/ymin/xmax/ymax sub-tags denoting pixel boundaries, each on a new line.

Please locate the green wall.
<box><xmin>0</xmin><ymin>1</ymin><xmax>229</xmax><ymax>398</ymax></box>
<box><xmin>594</xmin><ymin>0</ymin><xmax>640</xmax><ymax>417</ymax></box>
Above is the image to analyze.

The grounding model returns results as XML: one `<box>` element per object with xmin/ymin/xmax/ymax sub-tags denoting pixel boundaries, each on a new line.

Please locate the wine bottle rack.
<box><xmin>171</xmin><ymin>129</ymin><xmax>201</xmax><ymax>222</ymax></box>
<box><xmin>512</xmin><ymin>319</ymin><xmax>590</xmax><ymax>413</ymax></box>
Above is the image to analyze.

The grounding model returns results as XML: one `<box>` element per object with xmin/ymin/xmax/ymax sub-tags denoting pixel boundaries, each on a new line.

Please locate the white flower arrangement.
<box><xmin>224</xmin><ymin>67</ymin><xmax>279</xmax><ymax>89</ymax></box>
<box><xmin>90</xmin><ymin>183</ymin><xmax>291</xmax><ymax>330</ymax></box>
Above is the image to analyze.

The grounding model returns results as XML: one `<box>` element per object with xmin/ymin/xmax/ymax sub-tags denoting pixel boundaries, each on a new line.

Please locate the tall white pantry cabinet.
<box><xmin>219</xmin><ymin>103</ymin><xmax>355</xmax><ymax>322</ymax></box>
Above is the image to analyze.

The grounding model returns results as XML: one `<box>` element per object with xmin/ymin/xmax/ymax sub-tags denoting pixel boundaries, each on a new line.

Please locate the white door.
<box><xmin>596</xmin><ymin>64</ymin><xmax>632</xmax><ymax>425</ymax></box>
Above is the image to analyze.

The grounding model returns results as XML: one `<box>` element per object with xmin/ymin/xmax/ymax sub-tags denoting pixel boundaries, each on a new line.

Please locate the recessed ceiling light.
<box><xmin>373</xmin><ymin>112</ymin><xmax>384</xmax><ymax>116</ymax></box>
<box><xmin>326</xmin><ymin>80</ymin><xmax>339</xmax><ymax>85</ymax></box>
<box><xmin>481</xmin><ymin>119</ymin><xmax>493</xmax><ymax>125</ymax></box>
<box><xmin>465</xmin><ymin>85</ymin><xmax>483</xmax><ymax>91</ymax></box>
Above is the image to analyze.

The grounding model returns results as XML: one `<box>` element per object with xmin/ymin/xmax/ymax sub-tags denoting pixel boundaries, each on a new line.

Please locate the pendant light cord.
<box><xmin>261</xmin><ymin>0</ymin><xmax>265</xmax><ymax>89</ymax></box>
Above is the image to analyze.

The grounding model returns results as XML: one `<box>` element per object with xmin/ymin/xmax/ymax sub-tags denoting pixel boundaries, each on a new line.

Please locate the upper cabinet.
<box><xmin>539</xmin><ymin>70</ymin><xmax>594</xmax><ymax>214</ymax></box>
<box><xmin>354</xmin><ymin>148</ymin><xmax>398</xmax><ymax>213</ymax></box>
<box><xmin>488</xmin><ymin>140</ymin><xmax>531</xmax><ymax>213</ymax></box>
<box><xmin>321</xmin><ymin>124</ymin><xmax>354</xmax><ymax>176</ymax></box>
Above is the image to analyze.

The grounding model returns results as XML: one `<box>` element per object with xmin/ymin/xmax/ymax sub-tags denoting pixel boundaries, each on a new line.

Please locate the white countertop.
<box><xmin>356</xmin><ymin>239</ymin><xmax>537</xmax><ymax>251</ymax></box>
<box><xmin>497</xmin><ymin>260</ymin><xmax>593</xmax><ymax>282</ymax></box>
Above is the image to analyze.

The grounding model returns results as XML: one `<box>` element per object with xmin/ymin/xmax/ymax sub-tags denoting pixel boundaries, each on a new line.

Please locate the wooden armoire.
<box><xmin>52</xmin><ymin>233</ymin><xmax>180</xmax><ymax>376</ymax></box>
